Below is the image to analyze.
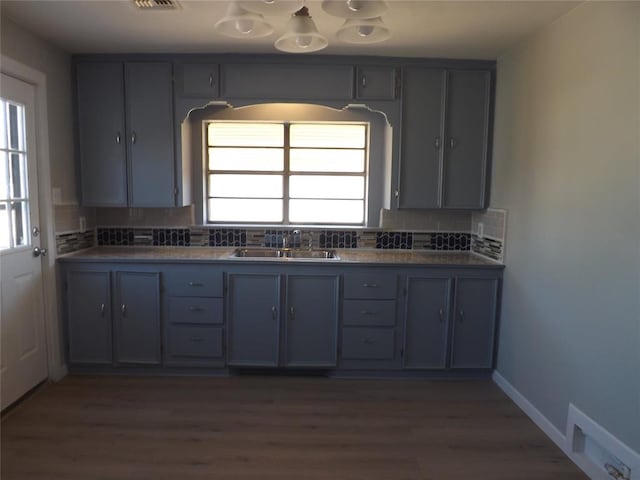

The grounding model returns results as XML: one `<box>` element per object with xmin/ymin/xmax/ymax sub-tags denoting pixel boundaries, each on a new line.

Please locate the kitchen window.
<box><xmin>206</xmin><ymin>121</ymin><xmax>368</xmax><ymax>225</ymax></box>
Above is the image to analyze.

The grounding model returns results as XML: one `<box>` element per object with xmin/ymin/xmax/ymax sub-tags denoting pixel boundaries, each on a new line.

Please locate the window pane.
<box><xmin>8</xmin><ymin>103</ymin><xmax>24</xmax><ymax>151</ymax></box>
<box><xmin>208</xmin><ymin>123</ymin><xmax>284</xmax><ymax>147</ymax></box>
<box><xmin>289</xmin><ymin>176</ymin><xmax>364</xmax><ymax>199</ymax></box>
<box><xmin>0</xmin><ymin>152</ymin><xmax>9</xmax><ymax>199</ymax></box>
<box><xmin>10</xmin><ymin>153</ymin><xmax>27</xmax><ymax>199</ymax></box>
<box><xmin>290</xmin><ymin>124</ymin><xmax>366</xmax><ymax>148</ymax></box>
<box><xmin>208</xmin><ymin>147</ymin><xmax>284</xmax><ymax>171</ymax></box>
<box><xmin>10</xmin><ymin>200</ymin><xmax>29</xmax><ymax>247</ymax></box>
<box><xmin>209</xmin><ymin>174</ymin><xmax>283</xmax><ymax>199</ymax></box>
<box><xmin>208</xmin><ymin>198</ymin><xmax>283</xmax><ymax>222</ymax></box>
<box><xmin>0</xmin><ymin>202</ymin><xmax>10</xmax><ymax>248</ymax></box>
<box><xmin>0</xmin><ymin>101</ymin><xmax>6</xmax><ymax>150</ymax></box>
<box><xmin>290</xmin><ymin>149</ymin><xmax>365</xmax><ymax>173</ymax></box>
<box><xmin>289</xmin><ymin>199</ymin><xmax>364</xmax><ymax>224</ymax></box>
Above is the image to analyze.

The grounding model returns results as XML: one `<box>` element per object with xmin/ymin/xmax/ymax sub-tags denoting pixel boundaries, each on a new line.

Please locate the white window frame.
<box><xmin>205</xmin><ymin>121</ymin><xmax>369</xmax><ymax>226</ymax></box>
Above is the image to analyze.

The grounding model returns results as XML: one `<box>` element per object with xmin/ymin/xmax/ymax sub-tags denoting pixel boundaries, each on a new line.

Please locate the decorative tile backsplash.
<box><xmin>57</xmin><ymin>212</ymin><xmax>507</xmax><ymax>263</ymax></box>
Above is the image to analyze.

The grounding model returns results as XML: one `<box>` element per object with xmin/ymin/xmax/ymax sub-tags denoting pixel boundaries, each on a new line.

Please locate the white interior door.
<box><xmin>0</xmin><ymin>73</ymin><xmax>48</xmax><ymax>410</ymax></box>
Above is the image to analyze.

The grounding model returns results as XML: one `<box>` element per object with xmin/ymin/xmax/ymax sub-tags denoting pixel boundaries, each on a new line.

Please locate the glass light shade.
<box><xmin>238</xmin><ymin>0</ymin><xmax>304</xmax><ymax>15</ymax></box>
<box><xmin>336</xmin><ymin>16</ymin><xmax>390</xmax><ymax>44</ymax></box>
<box><xmin>321</xmin><ymin>0</ymin><xmax>387</xmax><ymax>19</ymax></box>
<box><xmin>214</xmin><ymin>3</ymin><xmax>274</xmax><ymax>39</ymax></box>
<box><xmin>275</xmin><ymin>12</ymin><xmax>328</xmax><ymax>53</ymax></box>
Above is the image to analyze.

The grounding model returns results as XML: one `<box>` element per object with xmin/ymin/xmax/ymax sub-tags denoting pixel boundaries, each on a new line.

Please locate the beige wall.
<box><xmin>1</xmin><ymin>15</ymin><xmax>75</xmax><ymax>206</ymax></box>
<box><xmin>492</xmin><ymin>2</ymin><xmax>640</xmax><ymax>451</ymax></box>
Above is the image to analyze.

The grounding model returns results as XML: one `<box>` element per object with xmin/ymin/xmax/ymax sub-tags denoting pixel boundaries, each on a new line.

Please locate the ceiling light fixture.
<box><xmin>336</xmin><ymin>16</ymin><xmax>390</xmax><ymax>44</ymax></box>
<box><xmin>217</xmin><ymin>0</ymin><xmax>391</xmax><ymax>53</ymax></box>
<box><xmin>274</xmin><ymin>6</ymin><xmax>328</xmax><ymax>53</ymax></box>
<box><xmin>214</xmin><ymin>2</ymin><xmax>274</xmax><ymax>39</ymax></box>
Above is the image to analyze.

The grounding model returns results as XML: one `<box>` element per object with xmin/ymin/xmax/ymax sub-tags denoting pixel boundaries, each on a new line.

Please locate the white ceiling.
<box><xmin>1</xmin><ymin>0</ymin><xmax>580</xmax><ymax>59</ymax></box>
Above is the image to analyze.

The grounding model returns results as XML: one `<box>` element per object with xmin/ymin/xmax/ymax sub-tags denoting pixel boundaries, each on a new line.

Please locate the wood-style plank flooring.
<box><xmin>1</xmin><ymin>376</ymin><xmax>587</xmax><ymax>480</ymax></box>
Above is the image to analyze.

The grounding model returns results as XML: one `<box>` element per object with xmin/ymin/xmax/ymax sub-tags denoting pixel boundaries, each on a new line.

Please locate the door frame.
<box><xmin>1</xmin><ymin>55</ymin><xmax>66</xmax><ymax>381</ymax></box>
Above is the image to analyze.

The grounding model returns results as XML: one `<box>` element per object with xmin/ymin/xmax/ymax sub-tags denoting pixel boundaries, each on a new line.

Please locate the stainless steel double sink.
<box><xmin>232</xmin><ymin>248</ymin><xmax>340</xmax><ymax>260</ymax></box>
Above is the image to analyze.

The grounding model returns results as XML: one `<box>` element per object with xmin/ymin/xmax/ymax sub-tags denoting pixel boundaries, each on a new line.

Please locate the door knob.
<box><xmin>33</xmin><ymin>246</ymin><xmax>47</xmax><ymax>257</ymax></box>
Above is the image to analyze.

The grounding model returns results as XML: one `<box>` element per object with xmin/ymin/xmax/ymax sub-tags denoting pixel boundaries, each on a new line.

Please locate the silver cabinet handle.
<box><xmin>131</xmin><ymin>132</ymin><xmax>137</xmax><ymax>144</ymax></box>
<box><xmin>121</xmin><ymin>304</ymin><xmax>126</xmax><ymax>315</ymax></box>
<box><xmin>100</xmin><ymin>303</ymin><xmax>105</xmax><ymax>316</ymax></box>
<box><xmin>188</xmin><ymin>282</ymin><xmax>203</xmax><ymax>287</ymax></box>
<box><xmin>271</xmin><ymin>305</ymin><xmax>277</xmax><ymax>320</ymax></box>
<box><xmin>361</xmin><ymin>74</ymin><xmax>367</xmax><ymax>88</ymax></box>
<box><xmin>209</xmin><ymin>74</ymin><xmax>214</xmax><ymax>87</ymax></box>
<box><xmin>115</xmin><ymin>132</ymin><xmax>121</xmax><ymax>144</ymax></box>
<box><xmin>394</xmin><ymin>190</ymin><xmax>399</xmax><ymax>198</ymax></box>
<box><xmin>439</xmin><ymin>308</ymin><xmax>444</xmax><ymax>322</ymax></box>
<box><xmin>449</xmin><ymin>137</ymin><xmax>457</xmax><ymax>149</ymax></box>
<box><xmin>434</xmin><ymin>136</ymin><xmax>441</xmax><ymax>150</ymax></box>
<box><xmin>289</xmin><ymin>306</ymin><xmax>295</xmax><ymax>319</ymax></box>
<box><xmin>188</xmin><ymin>306</ymin><xmax>203</xmax><ymax>312</ymax></box>
<box><xmin>362</xmin><ymin>283</ymin><xmax>378</xmax><ymax>288</ymax></box>
<box><xmin>459</xmin><ymin>309</ymin><xmax>464</xmax><ymax>323</ymax></box>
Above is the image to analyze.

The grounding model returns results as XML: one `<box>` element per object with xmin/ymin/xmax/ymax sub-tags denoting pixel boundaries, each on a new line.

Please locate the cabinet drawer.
<box><xmin>343</xmin><ymin>300</ymin><xmax>396</xmax><ymax>326</ymax></box>
<box><xmin>167</xmin><ymin>325</ymin><xmax>223</xmax><ymax>359</ymax></box>
<box><xmin>168</xmin><ymin>297</ymin><xmax>223</xmax><ymax>325</ymax></box>
<box><xmin>343</xmin><ymin>272</ymin><xmax>397</xmax><ymax>299</ymax></box>
<box><xmin>163</xmin><ymin>267</ymin><xmax>222</xmax><ymax>297</ymax></box>
<box><xmin>341</xmin><ymin>327</ymin><xmax>395</xmax><ymax>361</ymax></box>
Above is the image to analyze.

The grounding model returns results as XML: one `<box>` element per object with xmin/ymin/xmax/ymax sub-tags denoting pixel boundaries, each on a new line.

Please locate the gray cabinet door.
<box><xmin>179</xmin><ymin>63</ymin><xmax>219</xmax><ymax>97</ymax></box>
<box><xmin>398</xmin><ymin>68</ymin><xmax>445</xmax><ymax>208</ymax></box>
<box><xmin>114</xmin><ymin>271</ymin><xmax>161</xmax><ymax>365</ymax></box>
<box><xmin>442</xmin><ymin>70</ymin><xmax>491</xmax><ymax>209</ymax></box>
<box><xmin>356</xmin><ymin>66</ymin><xmax>397</xmax><ymax>100</ymax></box>
<box><xmin>66</xmin><ymin>270</ymin><xmax>112</xmax><ymax>365</ymax></box>
<box><xmin>403</xmin><ymin>277</ymin><xmax>451</xmax><ymax>369</ymax></box>
<box><xmin>450</xmin><ymin>277</ymin><xmax>498</xmax><ymax>369</ymax></box>
<box><xmin>221</xmin><ymin>64</ymin><xmax>354</xmax><ymax>100</ymax></box>
<box><xmin>285</xmin><ymin>275</ymin><xmax>339</xmax><ymax>368</ymax></box>
<box><xmin>125</xmin><ymin>63</ymin><xmax>175</xmax><ymax>207</ymax></box>
<box><xmin>228</xmin><ymin>274</ymin><xmax>281</xmax><ymax>367</ymax></box>
<box><xmin>76</xmin><ymin>63</ymin><xmax>127</xmax><ymax>207</ymax></box>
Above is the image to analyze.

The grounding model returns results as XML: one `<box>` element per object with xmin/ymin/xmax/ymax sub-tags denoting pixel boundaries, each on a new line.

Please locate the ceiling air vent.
<box><xmin>133</xmin><ymin>0</ymin><xmax>180</xmax><ymax>10</ymax></box>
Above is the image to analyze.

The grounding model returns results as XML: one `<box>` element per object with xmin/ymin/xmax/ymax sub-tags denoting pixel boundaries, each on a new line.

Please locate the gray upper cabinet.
<box><xmin>398</xmin><ymin>68</ymin><xmax>491</xmax><ymax>210</ymax></box>
<box><xmin>75</xmin><ymin>61</ymin><xmax>176</xmax><ymax>207</ymax></box>
<box><xmin>221</xmin><ymin>64</ymin><xmax>354</xmax><ymax>100</ymax></box>
<box><xmin>66</xmin><ymin>269</ymin><xmax>112</xmax><ymax>365</ymax></box>
<box><xmin>355</xmin><ymin>66</ymin><xmax>397</xmax><ymax>100</ymax></box>
<box><xmin>177</xmin><ymin>63</ymin><xmax>219</xmax><ymax>98</ymax></box>
<box><xmin>113</xmin><ymin>271</ymin><xmax>161</xmax><ymax>365</ymax></box>
<box><xmin>442</xmin><ymin>70</ymin><xmax>491</xmax><ymax>208</ymax></box>
<box><xmin>403</xmin><ymin>277</ymin><xmax>451</xmax><ymax>369</ymax></box>
<box><xmin>227</xmin><ymin>273</ymin><xmax>281</xmax><ymax>367</ymax></box>
<box><xmin>284</xmin><ymin>275</ymin><xmax>339</xmax><ymax>368</ymax></box>
<box><xmin>450</xmin><ymin>277</ymin><xmax>498</xmax><ymax>369</ymax></box>
<box><xmin>76</xmin><ymin>63</ymin><xmax>127</xmax><ymax>207</ymax></box>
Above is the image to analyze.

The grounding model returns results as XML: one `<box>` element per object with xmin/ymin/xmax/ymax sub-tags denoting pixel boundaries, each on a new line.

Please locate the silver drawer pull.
<box><xmin>459</xmin><ymin>309</ymin><xmax>464</xmax><ymax>323</ymax></box>
<box><xmin>99</xmin><ymin>303</ymin><xmax>105</xmax><ymax>316</ymax></box>
<box><xmin>271</xmin><ymin>305</ymin><xmax>277</xmax><ymax>320</ymax></box>
<box><xmin>362</xmin><ymin>283</ymin><xmax>378</xmax><ymax>288</ymax></box>
<box><xmin>360</xmin><ymin>310</ymin><xmax>379</xmax><ymax>315</ymax></box>
<box><xmin>439</xmin><ymin>308</ymin><xmax>444</xmax><ymax>321</ymax></box>
<box><xmin>121</xmin><ymin>304</ymin><xmax>126</xmax><ymax>315</ymax></box>
<box><xmin>190</xmin><ymin>337</ymin><xmax>204</xmax><ymax>343</ymax></box>
<box><xmin>188</xmin><ymin>282</ymin><xmax>203</xmax><ymax>287</ymax></box>
<box><xmin>362</xmin><ymin>337</ymin><xmax>375</xmax><ymax>345</ymax></box>
<box><xmin>188</xmin><ymin>306</ymin><xmax>204</xmax><ymax>312</ymax></box>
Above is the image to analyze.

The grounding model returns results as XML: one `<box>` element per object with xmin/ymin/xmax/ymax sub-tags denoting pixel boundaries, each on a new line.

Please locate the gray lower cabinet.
<box><xmin>227</xmin><ymin>271</ymin><xmax>339</xmax><ymax>368</ymax></box>
<box><xmin>403</xmin><ymin>275</ymin><xmax>499</xmax><ymax>370</ymax></box>
<box><xmin>114</xmin><ymin>271</ymin><xmax>161</xmax><ymax>365</ymax></box>
<box><xmin>450</xmin><ymin>277</ymin><xmax>499</xmax><ymax>369</ymax></box>
<box><xmin>398</xmin><ymin>67</ymin><xmax>491</xmax><ymax>210</ymax></box>
<box><xmin>75</xmin><ymin>61</ymin><xmax>176</xmax><ymax>207</ymax></box>
<box><xmin>65</xmin><ymin>266</ymin><xmax>161</xmax><ymax>367</ymax></box>
<box><xmin>66</xmin><ymin>269</ymin><xmax>112</xmax><ymax>365</ymax></box>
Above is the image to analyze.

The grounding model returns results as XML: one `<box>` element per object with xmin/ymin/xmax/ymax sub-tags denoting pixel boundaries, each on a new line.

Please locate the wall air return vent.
<box><xmin>133</xmin><ymin>0</ymin><xmax>180</xmax><ymax>10</ymax></box>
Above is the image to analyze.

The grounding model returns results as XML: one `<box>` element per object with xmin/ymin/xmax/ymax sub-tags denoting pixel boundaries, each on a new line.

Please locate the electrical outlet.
<box><xmin>79</xmin><ymin>216</ymin><xmax>87</xmax><ymax>234</ymax></box>
<box><xmin>477</xmin><ymin>222</ymin><xmax>484</xmax><ymax>239</ymax></box>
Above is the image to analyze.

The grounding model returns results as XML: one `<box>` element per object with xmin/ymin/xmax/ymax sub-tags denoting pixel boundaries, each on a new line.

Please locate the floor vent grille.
<box><xmin>133</xmin><ymin>0</ymin><xmax>180</xmax><ymax>10</ymax></box>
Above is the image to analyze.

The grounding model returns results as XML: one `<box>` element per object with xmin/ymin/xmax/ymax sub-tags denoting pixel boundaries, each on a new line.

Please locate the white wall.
<box><xmin>1</xmin><ymin>15</ymin><xmax>75</xmax><ymax>205</ymax></box>
<box><xmin>492</xmin><ymin>2</ymin><xmax>640</xmax><ymax>452</ymax></box>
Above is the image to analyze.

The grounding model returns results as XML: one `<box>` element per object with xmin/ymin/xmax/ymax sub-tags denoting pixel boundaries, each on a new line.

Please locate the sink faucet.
<box><xmin>307</xmin><ymin>231</ymin><xmax>313</xmax><ymax>250</ymax></box>
<box><xmin>281</xmin><ymin>231</ymin><xmax>290</xmax><ymax>249</ymax></box>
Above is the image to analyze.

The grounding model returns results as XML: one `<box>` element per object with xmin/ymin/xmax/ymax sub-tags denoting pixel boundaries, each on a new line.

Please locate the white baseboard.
<box><xmin>492</xmin><ymin>371</ymin><xmax>567</xmax><ymax>449</ymax></box>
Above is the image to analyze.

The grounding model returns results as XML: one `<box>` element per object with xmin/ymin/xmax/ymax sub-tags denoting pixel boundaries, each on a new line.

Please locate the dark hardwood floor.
<box><xmin>1</xmin><ymin>375</ymin><xmax>587</xmax><ymax>480</ymax></box>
